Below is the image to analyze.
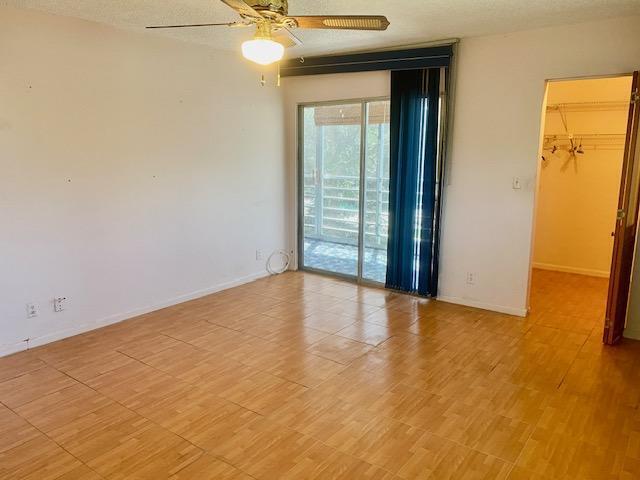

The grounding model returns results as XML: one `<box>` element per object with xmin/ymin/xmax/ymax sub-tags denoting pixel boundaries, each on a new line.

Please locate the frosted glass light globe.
<box><xmin>241</xmin><ymin>38</ymin><xmax>284</xmax><ymax>66</ymax></box>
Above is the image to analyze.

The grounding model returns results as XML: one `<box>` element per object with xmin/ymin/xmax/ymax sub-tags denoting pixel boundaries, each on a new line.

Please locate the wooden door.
<box><xmin>604</xmin><ymin>71</ymin><xmax>640</xmax><ymax>345</ymax></box>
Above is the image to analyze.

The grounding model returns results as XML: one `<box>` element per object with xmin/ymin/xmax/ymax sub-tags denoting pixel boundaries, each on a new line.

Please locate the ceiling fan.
<box><xmin>146</xmin><ymin>0</ymin><xmax>390</xmax><ymax>66</ymax></box>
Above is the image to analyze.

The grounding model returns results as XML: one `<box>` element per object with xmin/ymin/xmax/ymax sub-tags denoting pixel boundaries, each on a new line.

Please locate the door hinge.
<box><xmin>632</xmin><ymin>90</ymin><xmax>640</xmax><ymax>104</ymax></box>
<box><xmin>604</xmin><ymin>318</ymin><xmax>611</xmax><ymax>329</ymax></box>
<box><xmin>617</xmin><ymin>209</ymin><xmax>627</xmax><ymax>220</ymax></box>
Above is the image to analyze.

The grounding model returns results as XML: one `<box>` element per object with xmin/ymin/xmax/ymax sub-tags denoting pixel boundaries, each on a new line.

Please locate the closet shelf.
<box><xmin>546</xmin><ymin>101</ymin><xmax>629</xmax><ymax>113</ymax></box>
<box><xmin>544</xmin><ymin>133</ymin><xmax>626</xmax><ymax>140</ymax></box>
<box><xmin>543</xmin><ymin>133</ymin><xmax>626</xmax><ymax>151</ymax></box>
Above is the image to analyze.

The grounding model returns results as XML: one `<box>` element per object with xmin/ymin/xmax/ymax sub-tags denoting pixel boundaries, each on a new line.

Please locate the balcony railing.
<box><xmin>303</xmin><ymin>174</ymin><xmax>389</xmax><ymax>250</ymax></box>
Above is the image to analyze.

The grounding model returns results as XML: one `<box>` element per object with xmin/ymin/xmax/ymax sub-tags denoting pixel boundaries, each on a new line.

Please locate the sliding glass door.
<box><xmin>299</xmin><ymin>99</ymin><xmax>390</xmax><ymax>283</ymax></box>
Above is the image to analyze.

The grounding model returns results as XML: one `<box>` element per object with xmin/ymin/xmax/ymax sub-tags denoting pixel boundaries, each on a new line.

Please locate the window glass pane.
<box><xmin>302</xmin><ymin>104</ymin><xmax>362</xmax><ymax>277</ymax></box>
<box><xmin>363</xmin><ymin>100</ymin><xmax>391</xmax><ymax>283</ymax></box>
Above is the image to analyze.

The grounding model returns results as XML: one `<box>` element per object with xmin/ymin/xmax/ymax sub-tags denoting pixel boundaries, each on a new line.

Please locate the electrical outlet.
<box><xmin>26</xmin><ymin>303</ymin><xmax>38</xmax><ymax>318</ymax></box>
<box><xmin>53</xmin><ymin>297</ymin><xmax>67</xmax><ymax>312</ymax></box>
<box><xmin>256</xmin><ymin>249</ymin><xmax>263</xmax><ymax>261</ymax></box>
<box><xmin>466</xmin><ymin>272</ymin><xmax>477</xmax><ymax>285</ymax></box>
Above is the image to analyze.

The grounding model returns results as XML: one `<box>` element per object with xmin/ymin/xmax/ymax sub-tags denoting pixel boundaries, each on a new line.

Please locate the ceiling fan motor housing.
<box><xmin>247</xmin><ymin>0</ymin><xmax>288</xmax><ymax>16</ymax></box>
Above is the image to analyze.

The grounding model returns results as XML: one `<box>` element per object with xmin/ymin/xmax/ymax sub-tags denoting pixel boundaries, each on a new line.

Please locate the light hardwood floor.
<box><xmin>1</xmin><ymin>269</ymin><xmax>639</xmax><ymax>479</ymax></box>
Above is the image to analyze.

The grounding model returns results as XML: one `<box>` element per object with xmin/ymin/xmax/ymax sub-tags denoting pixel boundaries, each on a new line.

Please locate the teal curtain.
<box><xmin>385</xmin><ymin>68</ymin><xmax>442</xmax><ymax>296</ymax></box>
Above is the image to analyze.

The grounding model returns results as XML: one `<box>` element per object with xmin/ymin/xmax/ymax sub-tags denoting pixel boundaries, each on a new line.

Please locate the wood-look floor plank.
<box><xmin>0</xmin><ymin>404</ymin><xmax>42</xmax><ymax>454</ymax></box>
<box><xmin>14</xmin><ymin>382</ymin><xmax>114</xmax><ymax>433</ymax></box>
<box><xmin>0</xmin><ymin>366</ymin><xmax>78</xmax><ymax>409</ymax></box>
<box><xmin>0</xmin><ymin>352</ymin><xmax>46</xmax><ymax>383</ymax></box>
<box><xmin>168</xmin><ymin>453</ymin><xmax>253</xmax><ymax>480</ymax></box>
<box><xmin>0</xmin><ymin>269</ymin><xmax>637</xmax><ymax>479</ymax></box>
<box><xmin>0</xmin><ymin>435</ymin><xmax>84</xmax><ymax>480</ymax></box>
<box><xmin>306</xmin><ymin>334</ymin><xmax>373</xmax><ymax>364</ymax></box>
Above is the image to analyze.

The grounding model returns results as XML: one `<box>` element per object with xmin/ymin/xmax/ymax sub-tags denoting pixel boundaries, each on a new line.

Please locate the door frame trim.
<box><xmin>604</xmin><ymin>71</ymin><xmax>640</xmax><ymax>344</ymax></box>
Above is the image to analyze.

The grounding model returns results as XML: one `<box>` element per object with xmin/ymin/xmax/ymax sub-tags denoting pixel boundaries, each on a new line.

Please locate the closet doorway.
<box><xmin>530</xmin><ymin>73</ymin><xmax>639</xmax><ymax>344</ymax></box>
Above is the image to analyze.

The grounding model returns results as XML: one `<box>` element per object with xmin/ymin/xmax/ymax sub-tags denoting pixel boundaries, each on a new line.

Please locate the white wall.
<box><xmin>4</xmin><ymin>10</ymin><xmax>640</xmax><ymax>356</ymax></box>
<box><xmin>532</xmin><ymin>77</ymin><xmax>630</xmax><ymax>277</ymax></box>
<box><xmin>0</xmin><ymin>7</ymin><xmax>287</xmax><ymax>356</ymax></box>
<box><xmin>442</xmin><ymin>16</ymin><xmax>639</xmax><ymax>316</ymax></box>
<box><xmin>283</xmin><ymin>15</ymin><xmax>640</xmax><ymax>316</ymax></box>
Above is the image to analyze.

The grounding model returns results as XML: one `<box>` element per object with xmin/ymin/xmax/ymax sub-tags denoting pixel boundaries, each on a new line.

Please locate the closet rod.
<box><xmin>542</xmin><ymin>145</ymin><xmax>624</xmax><ymax>151</ymax></box>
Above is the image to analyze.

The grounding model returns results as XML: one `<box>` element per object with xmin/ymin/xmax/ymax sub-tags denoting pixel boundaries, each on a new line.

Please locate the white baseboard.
<box><xmin>437</xmin><ymin>295</ymin><xmax>528</xmax><ymax>317</ymax></box>
<box><xmin>0</xmin><ymin>344</ymin><xmax>29</xmax><ymax>358</ymax></box>
<box><xmin>624</xmin><ymin>327</ymin><xmax>640</xmax><ymax>341</ymax></box>
<box><xmin>0</xmin><ymin>270</ymin><xmax>270</xmax><ymax>358</ymax></box>
<box><xmin>532</xmin><ymin>262</ymin><xmax>610</xmax><ymax>278</ymax></box>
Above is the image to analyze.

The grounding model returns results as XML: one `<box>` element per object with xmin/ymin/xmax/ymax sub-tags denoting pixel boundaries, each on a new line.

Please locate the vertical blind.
<box><xmin>385</xmin><ymin>68</ymin><xmax>444</xmax><ymax>296</ymax></box>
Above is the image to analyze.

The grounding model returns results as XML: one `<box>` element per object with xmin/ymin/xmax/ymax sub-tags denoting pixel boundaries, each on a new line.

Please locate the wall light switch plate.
<box><xmin>512</xmin><ymin>177</ymin><xmax>522</xmax><ymax>190</ymax></box>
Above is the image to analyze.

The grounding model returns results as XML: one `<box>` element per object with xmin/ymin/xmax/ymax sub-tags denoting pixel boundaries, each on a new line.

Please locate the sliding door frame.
<box><xmin>297</xmin><ymin>96</ymin><xmax>390</xmax><ymax>286</ymax></box>
<box><xmin>357</xmin><ymin>101</ymin><xmax>369</xmax><ymax>280</ymax></box>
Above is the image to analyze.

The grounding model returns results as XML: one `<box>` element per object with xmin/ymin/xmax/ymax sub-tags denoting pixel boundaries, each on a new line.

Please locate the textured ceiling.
<box><xmin>3</xmin><ymin>0</ymin><xmax>640</xmax><ymax>57</ymax></box>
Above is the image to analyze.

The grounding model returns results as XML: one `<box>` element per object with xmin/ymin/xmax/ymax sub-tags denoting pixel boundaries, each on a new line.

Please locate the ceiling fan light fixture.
<box><xmin>242</xmin><ymin>37</ymin><xmax>284</xmax><ymax>65</ymax></box>
<box><xmin>148</xmin><ymin>2</ymin><xmax>390</xmax><ymax>66</ymax></box>
<box><xmin>242</xmin><ymin>21</ymin><xmax>284</xmax><ymax>65</ymax></box>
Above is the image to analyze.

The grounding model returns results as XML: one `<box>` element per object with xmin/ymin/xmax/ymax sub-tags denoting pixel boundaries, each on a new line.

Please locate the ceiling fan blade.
<box><xmin>274</xmin><ymin>27</ymin><xmax>303</xmax><ymax>48</ymax></box>
<box><xmin>289</xmin><ymin>15</ymin><xmax>390</xmax><ymax>31</ymax></box>
<box><xmin>146</xmin><ymin>22</ymin><xmax>241</xmax><ymax>29</ymax></box>
<box><xmin>220</xmin><ymin>0</ymin><xmax>263</xmax><ymax>19</ymax></box>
